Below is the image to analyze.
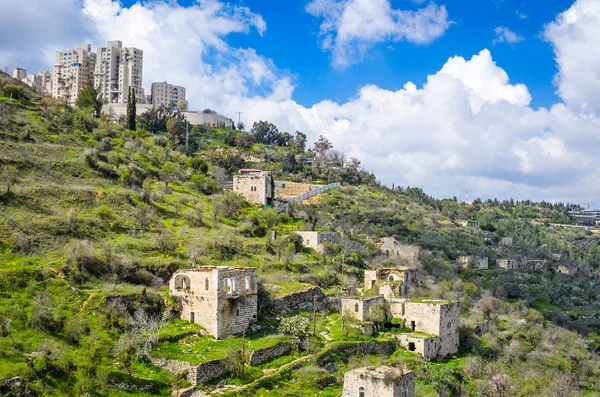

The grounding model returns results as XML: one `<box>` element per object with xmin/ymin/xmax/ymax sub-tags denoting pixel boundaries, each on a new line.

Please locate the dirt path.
<box><xmin>210</xmin><ymin>354</ymin><xmax>313</xmax><ymax>395</ymax></box>
<box><xmin>79</xmin><ymin>292</ymin><xmax>95</xmax><ymax>312</ymax></box>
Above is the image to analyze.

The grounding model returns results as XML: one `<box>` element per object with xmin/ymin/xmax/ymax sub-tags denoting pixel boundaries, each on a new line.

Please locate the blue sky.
<box><xmin>3</xmin><ymin>0</ymin><xmax>600</xmax><ymax>203</ymax></box>
<box><xmin>117</xmin><ymin>0</ymin><xmax>570</xmax><ymax>110</ymax></box>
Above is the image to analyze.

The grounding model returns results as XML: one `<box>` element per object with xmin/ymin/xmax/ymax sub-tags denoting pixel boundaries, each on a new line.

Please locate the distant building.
<box><xmin>555</xmin><ymin>265</ymin><xmax>577</xmax><ymax>275</ymax></box>
<box><xmin>51</xmin><ymin>43</ymin><xmax>96</xmax><ymax>104</ymax></box>
<box><xmin>568</xmin><ymin>209</ymin><xmax>600</xmax><ymax>226</ymax></box>
<box><xmin>342</xmin><ymin>366</ymin><xmax>415</xmax><ymax>397</ymax></box>
<box><xmin>500</xmin><ymin>237</ymin><xmax>514</xmax><ymax>247</ymax></box>
<box><xmin>497</xmin><ymin>259</ymin><xmax>546</xmax><ymax>271</ymax></box>
<box><xmin>94</xmin><ymin>40</ymin><xmax>144</xmax><ymax>104</ymax></box>
<box><xmin>364</xmin><ymin>267</ymin><xmax>419</xmax><ymax>297</ymax></box>
<box><xmin>151</xmin><ymin>81</ymin><xmax>187</xmax><ymax>108</ymax></box>
<box><xmin>233</xmin><ymin>169</ymin><xmax>272</xmax><ymax>206</ymax></box>
<box><xmin>169</xmin><ymin>267</ymin><xmax>258</xmax><ymax>339</ymax></box>
<box><xmin>295</xmin><ymin>231</ymin><xmax>341</xmax><ymax>253</ymax></box>
<box><xmin>458</xmin><ymin>256</ymin><xmax>488</xmax><ymax>270</ymax></box>
<box><xmin>12</xmin><ymin>68</ymin><xmax>51</xmax><ymax>96</ymax></box>
<box><xmin>378</xmin><ymin>237</ymin><xmax>421</xmax><ymax>265</ymax></box>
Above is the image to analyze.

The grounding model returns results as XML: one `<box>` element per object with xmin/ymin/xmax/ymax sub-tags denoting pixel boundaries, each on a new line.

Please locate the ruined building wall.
<box><xmin>342</xmin><ymin>296</ymin><xmax>386</xmax><ymax>323</ymax></box>
<box><xmin>295</xmin><ymin>231</ymin><xmax>340</xmax><ymax>252</ymax></box>
<box><xmin>400</xmin><ymin>301</ymin><xmax>459</xmax><ymax>357</ymax></box>
<box><xmin>233</xmin><ymin>173</ymin><xmax>272</xmax><ymax>205</ymax></box>
<box><xmin>459</xmin><ymin>256</ymin><xmax>488</xmax><ymax>270</ymax></box>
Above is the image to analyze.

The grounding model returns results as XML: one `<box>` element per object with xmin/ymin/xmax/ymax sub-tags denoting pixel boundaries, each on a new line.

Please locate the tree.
<box><xmin>126</xmin><ymin>86</ymin><xmax>136</xmax><ymax>130</ymax></box>
<box><xmin>76</xmin><ymin>82</ymin><xmax>102</xmax><ymax>117</ymax></box>
<box><xmin>2</xmin><ymin>84</ymin><xmax>24</xmax><ymax>99</ymax></box>
<box><xmin>177</xmin><ymin>102</ymin><xmax>187</xmax><ymax>111</ymax></box>
<box><xmin>1</xmin><ymin>165</ymin><xmax>18</xmax><ymax>196</ymax></box>
<box><xmin>186</xmin><ymin>157</ymin><xmax>208</xmax><ymax>174</ymax></box>
<box><xmin>160</xmin><ymin>163</ymin><xmax>181</xmax><ymax>192</ymax></box>
<box><xmin>237</xmin><ymin>121</ymin><xmax>245</xmax><ymax>131</ymax></box>
<box><xmin>313</xmin><ymin>135</ymin><xmax>333</xmax><ymax>157</ymax></box>
<box><xmin>278</xmin><ymin>315</ymin><xmax>310</xmax><ymax>351</ymax></box>
<box><xmin>166</xmin><ymin>117</ymin><xmax>186</xmax><ymax>146</ymax></box>
<box><xmin>251</xmin><ymin>121</ymin><xmax>279</xmax><ymax>145</ymax></box>
<box><xmin>292</xmin><ymin>131</ymin><xmax>307</xmax><ymax>152</ymax></box>
<box><xmin>210</xmin><ymin>190</ymin><xmax>242</xmax><ymax>220</ymax></box>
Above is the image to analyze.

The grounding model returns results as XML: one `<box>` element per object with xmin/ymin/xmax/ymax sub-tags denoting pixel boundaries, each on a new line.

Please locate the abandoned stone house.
<box><xmin>342</xmin><ymin>366</ymin><xmax>415</xmax><ymax>397</ymax></box>
<box><xmin>295</xmin><ymin>231</ymin><xmax>341</xmax><ymax>253</ymax></box>
<box><xmin>497</xmin><ymin>259</ymin><xmax>546</xmax><ymax>271</ymax></box>
<box><xmin>343</xmin><ymin>268</ymin><xmax>459</xmax><ymax>360</ymax></box>
<box><xmin>233</xmin><ymin>169</ymin><xmax>272</xmax><ymax>206</ymax></box>
<box><xmin>364</xmin><ymin>267</ymin><xmax>419</xmax><ymax>298</ymax></box>
<box><xmin>500</xmin><ymin>237</ymin><xmax>514</xmax><ymax>247</ymax></box>
<box><xmin>378</xmin><ymin>238</ymin><xmax>421</xmax><ymax>264</ymax></box>
<box><xmin>169</xmin><ymin>267</ymin><xmax>258</xmax><ymax>339</ymax></box>
<box><xmin>556</xmin><ymin>265</ymin><xmax>577</xmax><ymax>275</ymax></box>
<box><xmin>457</xmin><ymin>220</ymin><xmax>480</xmax><ymax>229</ymax></box>
<box><xmin>458</xmin><ymin>256</ymin><xmax>488</xmax><ymax>270</ymax></box>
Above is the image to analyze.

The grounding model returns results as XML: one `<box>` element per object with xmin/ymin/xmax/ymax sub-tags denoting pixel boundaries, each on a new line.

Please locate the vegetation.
<box><xmin>0</xmin><ymin>71</ymin><xmax>599</xmax><ymax>396</ymax></box>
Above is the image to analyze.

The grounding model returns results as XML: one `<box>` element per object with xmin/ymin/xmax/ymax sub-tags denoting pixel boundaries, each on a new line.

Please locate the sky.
<box><xmin>1</xmin><ymin>0</ymin><xmax>600</xmax><ymax>204</ymax></box>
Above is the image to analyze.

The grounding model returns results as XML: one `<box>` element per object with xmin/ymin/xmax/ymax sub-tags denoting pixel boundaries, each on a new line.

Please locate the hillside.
<box><xmin>1</xmin><ymin>71</ymin><xmax>600</xmax><ymax>397</ymax></box>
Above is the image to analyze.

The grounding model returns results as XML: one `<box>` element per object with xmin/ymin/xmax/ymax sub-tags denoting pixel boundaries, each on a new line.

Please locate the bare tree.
<box><xmin>1</xmin><ymin>165</ymin><xmax>18</xmax><ymax>196</ymax></box>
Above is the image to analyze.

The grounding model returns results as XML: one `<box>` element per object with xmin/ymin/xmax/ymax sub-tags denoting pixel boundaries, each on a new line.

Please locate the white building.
<box><xmin>12</xmin><ymin>68</ymin><xmax>52</xmax><ymax>96</ymax></box>
<box><xmin>51</xmin><ymin>44</ymin><xmax>97</xmax><ymax>104</ymax></box>
<box><xmin>94</xmin><ymin>41</ymin><xmax>144</xmax><ymax>104</ymax></box>
<box><xmin>151</xmin><ymin>81</ymin><xmax>187</xmax><ymax>108</ymax></box>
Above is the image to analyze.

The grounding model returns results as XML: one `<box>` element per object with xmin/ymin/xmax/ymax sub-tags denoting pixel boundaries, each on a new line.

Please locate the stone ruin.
<box><xmin>363</xmin><ymin>267</ymin><xmax>419</xmax><ymax>298</ymax></box>
<box><xmin>458</xmin><ymin>256</ymin><xmax>488</xmax><ymax>270</ymax></box>
<box><xmin>233</xmin><ymin>169</ymin><xmax>272</xmax><ymax>205</ymax></box>
<box><xmin>294</xmin><ymin>231</ymin><xmax>341</xmax><ymax>253</ymax></box>
<box><xmin>169</xmin><ymin>266</ymin><xmax>258</xmax><ymax>339</ymax></box>
<box><xmin>342</xmin><ymin>366</ymin><xmax>415</xmax><ymax>397</ymax></box>
<box><xmin>378</xmin><ymin>237</ymin><xmax>421</xmax><ymax>265</ymax></box>
<box><xmin>500</xmin><ymin>237</ymin><xmax>514</xmax><ymax>247</ymax></box>
<box><xmin>497</xmin><ymin>259</ymin><xmax>546</xmax><ymax>271</ymax></box>
<box><xmin>342</xmin><ymin>269</ymin><xmax>459</xmax><ymax>360</ymax></box>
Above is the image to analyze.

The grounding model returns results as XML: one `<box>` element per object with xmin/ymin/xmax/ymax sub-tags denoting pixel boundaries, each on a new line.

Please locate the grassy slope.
<box><xmin>0</xmin><ymin>72</ymin><xmax>599</xmax><ymax>396</ymax></box>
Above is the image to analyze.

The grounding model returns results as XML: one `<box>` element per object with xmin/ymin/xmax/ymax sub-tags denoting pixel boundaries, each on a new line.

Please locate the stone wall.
<box><xmin>195</xmin><ymin>359</ymin><xmax>230</xmax><ymax>384</ymax></box>
<box><xmin>249</xmin><ymin>342</ymin><xmax>292</xmax><ymax>366</ymax></box>
<box><xmin>496</xmin><ymin>259</ymin><xmax>546</xmax><ymax>271</ymax></box>
<box><xmin>341</xmin><ymin>295</ymin><xmax>386</xmax><ymax>323</ymax></box>
<box><xmin>458</xmin><ymin>256</ymin><xmax>488</xmax><ymax>270</ymax></box>
<box><xmin>268</xmin><ymin>286</ymin><xmax>326</xmax><ymax>313</ymax></box>
<box><xmin>379</xmin><ymin>238</ymin><xmax>421</xmax><ymax>265</ymax></box>
<box><xmin>149</xmin><ymin>357</ymin><xmax>198</xmax><ymax>384</ymax></box>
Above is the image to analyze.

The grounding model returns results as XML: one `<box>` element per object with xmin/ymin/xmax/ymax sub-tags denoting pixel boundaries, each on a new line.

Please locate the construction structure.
<box><xmin>169</xmin><ymin>267</ymin><xmax>258</xmax><ymax>339</ymax></box>
<box><xmin>51</xmin><ymin>43</ymin><xmax>97</xmax><ymax>104</ymax></box>
<box><xmin>363</xmin><ymin>267</ymin><xmax>418</xmax><ymax>297</ymax></box>
<box><xmin>342</xmin><ymin>366</ymin><xmax>415</xmax><ymax>397</ymax></box>
<box><xmin>458</xmin><ymin>256</ymin><xmax>488</xmax><ymax>270</ymax></box>
<box><xmin>94</xmin><ymin>40</ymin><xmax>144</xmax><ymax>104</ymax></box>
<box><xmin>294</xmin><ymin>231</ymin><xmax>340</xmax><ymax>253</ymax></box>
<box><xmin>233</xmin><ymin>169</ymin><xmax>272</xmax><ymax>206</ymax></box>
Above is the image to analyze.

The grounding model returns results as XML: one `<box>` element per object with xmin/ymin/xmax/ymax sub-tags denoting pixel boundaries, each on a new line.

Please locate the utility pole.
<box><xmin>185</xmin><ymin>120</ymin><xmax>189</xmax><ymax>153</ymax></box>
<box><xmin>235</xmin><ymin>111</ymin><xmax>243</xmax><ymax>125</ymax></box>
<box><xmin>240</xmin><ymin>327</ymin><xmax>246</xmax><ymax>376</ymax></box>
<box><xmin>313</xmin><ymin>295</ymin><xmax>317</xmax><ymax>336</ymax></box>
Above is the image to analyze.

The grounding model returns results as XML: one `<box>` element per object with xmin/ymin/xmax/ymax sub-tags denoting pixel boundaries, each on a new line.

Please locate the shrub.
<box><xmin>2</xmin><ymin>84</ymin><xmax>24</xmax><ymax>99</ymax></box>
<box><xmin>65</xmin><ymin>240</ymin><xmax>107</xmax><ymax>281</ymax></box>
<box><xmin>155</xmin><ymin>231</ymin><xmax>176</xmax><ymax>253</ymax></box>
<box><xmin>278</xmin><ymin>315</ymin><xmax>310</xmax><ymax>351</ymax></box>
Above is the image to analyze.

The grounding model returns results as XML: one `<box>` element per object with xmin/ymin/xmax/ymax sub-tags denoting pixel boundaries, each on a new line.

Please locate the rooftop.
<box><xmin>407</xmin><ymin>298</ymin><xmax>452</xmax><ymax>305</ymax></box>
<box><xmin>175</xmin><ymin>266</ymin><xmax>256</xmax><ymax>273</ymax></box>
<box><xmin>348</xmin><ymin>365</ymin><xmax>413</xmax><ymax>380</ymax></box>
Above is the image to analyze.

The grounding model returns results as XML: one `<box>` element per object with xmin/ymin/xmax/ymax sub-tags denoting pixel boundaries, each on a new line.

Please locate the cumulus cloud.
<box><xmin>305</xmin><ymin>0</ymin><xmax>450</xmax><ymax>68</ymax></box>
<box><xmin>5</xmin><ymin>0</ymin><xmax>600</xmax><ymax>202</ymax></box>
<box><xmin>544</xmin><ymin>0</ymin><xmax>600</xmax><ymax>114</ymax></box>
<box><xmin>493</xmin><ymin>26</ymin><xmax>524</xmax><ymax>44</ymax></box>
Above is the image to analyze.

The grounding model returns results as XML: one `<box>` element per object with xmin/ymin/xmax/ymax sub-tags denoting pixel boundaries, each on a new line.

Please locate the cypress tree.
<box><xmin>126</xmin><ymin>86</ymin><xmax>136</xmax><ymax>130</ymax></box>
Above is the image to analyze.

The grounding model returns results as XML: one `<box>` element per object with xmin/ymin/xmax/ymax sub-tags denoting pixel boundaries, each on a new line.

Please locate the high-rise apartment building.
<box><xmin>94</xmin><ymin>41</ymin><xmax>144</xmax><ymax>104</ymax></box>
<box><xmin>51</xmin><ymin>44</ymin><xmax>96</xmax><ymax>104</ymax></box>
<box><xmin>12</xmin><ymin>68</ymin><xmax>52</xmax><ymax>96</ymax></box>
<box><xmin>151</xmin><ymin>81</ymin><xmax>187</xmax><ymax>108</ymax></box>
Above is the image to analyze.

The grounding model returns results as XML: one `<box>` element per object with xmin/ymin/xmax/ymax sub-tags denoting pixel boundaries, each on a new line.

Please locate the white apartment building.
<box><xmin>51</xmin><ymin>44</ymin><xmax>96</xmax><ymax>104</ymax></box>
<box><xmin>94</xmin><ymin>41</ymin><xmax>144</xmax><ymax>104</ymax></box>
<box><xmin>151</xmin><ymin>81</ymin><xmax>187</xmax><ymax>108</ymax></box>
<box><xmin>13</xmin><ymin>68</ymin><xmax>52</xmax><ymax>96</ymax></box>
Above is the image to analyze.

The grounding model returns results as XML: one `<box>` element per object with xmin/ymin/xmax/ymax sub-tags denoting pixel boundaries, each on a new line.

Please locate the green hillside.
<box><xmin>1</xmin><ymin>71</ymin><xmax>599</xmax><ymax>396</ymax></box>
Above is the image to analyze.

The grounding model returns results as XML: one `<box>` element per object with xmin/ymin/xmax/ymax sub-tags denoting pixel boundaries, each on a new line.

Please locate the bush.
<box><xmin>278</xmin><ymin>315</ymin><xmax>310</xmax><ymax>351</ymax></box>
<box><xmin>155</xmin><ymin>231</ymin><xmax>176</xmax><ymax>253</ymax></box>
<box><xmin>65</xmin><ymin>241</ymin><xmax>107</xmax><ymax>281</ymax></box>
<box><xmin>2</xmin><ymin>84</ymin><xmax>24</xmax><ymax>99</ymax></box>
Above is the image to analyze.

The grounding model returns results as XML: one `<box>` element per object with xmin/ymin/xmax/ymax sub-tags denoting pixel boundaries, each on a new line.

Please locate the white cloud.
<box><xmin>516</xmin><ymin>11</ymin><xmax>528</xmax><ymax>19</ymax></box>
<box><xmin>305</xmin><ymin>0</ymin><xmax>450</xmax><ymax>68</ymax></box>
<box><xmin>493</xmin><ymin>26</ymin><xmax>524</xmax><ymax>44</ymax></box>
<box><xmin>5</xmin><ymin>0</ymin><xmax>600</xmax><ymax>203</ymax></box>
<box><xmin>544</xmin><ymin>0</ymin><xmax>600</xmax><ymax>114</ymax></box>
